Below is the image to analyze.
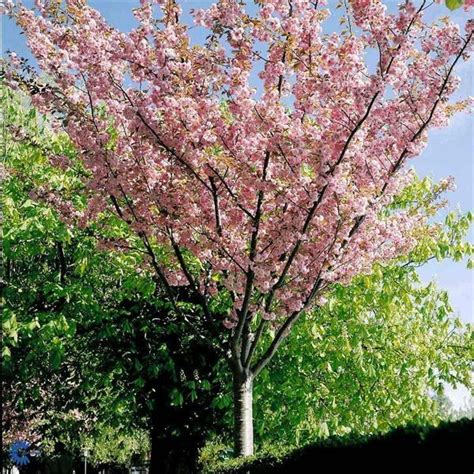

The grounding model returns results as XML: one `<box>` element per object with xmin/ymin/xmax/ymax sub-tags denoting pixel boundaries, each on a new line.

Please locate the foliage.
<box><xmin>1</xmin><ymin>84</ymin><xmax>145</xmax><ymax>450</ymax></box>
<box><xmin>81</xmin><ymin>425</ymin><xmax>150</xmax><ymax>466</ymax></box>
<box><xmin>1</xmin><ymin>84</ymin><xmax>224</xmax><ymax>469</ymax></box>
<box><xmin>253</xmin><ymin>265</ymin><xmax>472</xmax><ymax>446</ymax></box>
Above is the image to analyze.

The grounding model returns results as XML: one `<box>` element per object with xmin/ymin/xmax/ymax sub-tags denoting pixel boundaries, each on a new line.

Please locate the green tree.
<box><xmin>1</xmin><ymin>85</ymin><xmax>224</xmax><ymax>472</ymax></box>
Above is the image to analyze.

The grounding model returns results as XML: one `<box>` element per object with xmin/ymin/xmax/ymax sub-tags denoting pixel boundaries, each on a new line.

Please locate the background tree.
<box><xmin>2</xmin><ymin>0</ymin><xmax>473</xmax><ymax>456</ymax></box>
<box><xmin>252</xmin><ymin>231</ymin><xmax>473</xmax><ymax>447</ymax></box>
<box><xmin>1</xmin><ymin>85</ymin><xmax>225</xmax><ymax>473</ymax></box>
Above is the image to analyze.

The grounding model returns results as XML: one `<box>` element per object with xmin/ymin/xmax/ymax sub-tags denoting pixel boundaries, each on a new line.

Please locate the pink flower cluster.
<box><xmin>3</xmin><ymin>0</ymin><xmax>472</xmax><ymax>328</ymax></box>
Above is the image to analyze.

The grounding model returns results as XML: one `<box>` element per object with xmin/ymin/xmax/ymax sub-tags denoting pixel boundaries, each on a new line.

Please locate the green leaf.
<box><xmin>50</xmin><ymin>348</ymin><xmax>63</xmax><ymax>369</ymax></box>
<box><xmin>170</xmin><ymin>389</ymin><xmax>184</xmax><ymax>406</ymax></box>
<box><xmin>445</xmin><ymin>0</ymin><xmax>463</xmax><ymax>10</ymax></box>
<box><xmin>2</xmin><ymin>346</ymin><xmax>11</xmax><ymax>360</ymax></box>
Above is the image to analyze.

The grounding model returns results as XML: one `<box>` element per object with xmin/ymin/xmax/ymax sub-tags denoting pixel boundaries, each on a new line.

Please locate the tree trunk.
<box><xmin>233</xmin><ymin>371</ymin><xmax>254</xmax><ymax>457</ymax></box>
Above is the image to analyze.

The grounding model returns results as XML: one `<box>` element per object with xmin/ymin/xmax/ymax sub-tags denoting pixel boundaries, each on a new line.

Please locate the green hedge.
<box><xmin>205</xmin><ymin>418</ymin><xmax>474</xmax><ymax>473</ymax></box>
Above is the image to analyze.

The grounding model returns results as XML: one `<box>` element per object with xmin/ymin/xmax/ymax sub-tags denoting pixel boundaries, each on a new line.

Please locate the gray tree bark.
<box><xmin>233</xmin><ymin>371</ymin><xmax>254</xmax><ymax>457</ymax></box>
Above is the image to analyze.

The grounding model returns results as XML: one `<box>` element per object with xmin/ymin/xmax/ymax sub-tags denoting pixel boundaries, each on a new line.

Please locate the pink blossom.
<box><xmin>4</xmin><ymin>0</ymin><xmax>472</xmax><ymax>343</ymax></box>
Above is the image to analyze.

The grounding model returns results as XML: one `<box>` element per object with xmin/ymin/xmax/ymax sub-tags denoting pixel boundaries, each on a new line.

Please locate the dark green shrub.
<box><xmin>205</xmin><ymin>418</ymin><xmax>474</xmax><ymax>473</ymax></box>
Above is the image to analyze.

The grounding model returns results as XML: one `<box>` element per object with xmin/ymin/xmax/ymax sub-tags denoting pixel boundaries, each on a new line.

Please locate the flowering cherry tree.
<box><xmin>2</xmin><ymin>0</ymin><xmax>473</xmax><ymax>456</ymax></box>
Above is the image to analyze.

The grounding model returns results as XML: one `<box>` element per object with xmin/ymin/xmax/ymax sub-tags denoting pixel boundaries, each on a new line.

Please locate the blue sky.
<box><xmin>2</xmin><ymin>0</ymin><xmax>472</xmax><ymax>405</ymax></box>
